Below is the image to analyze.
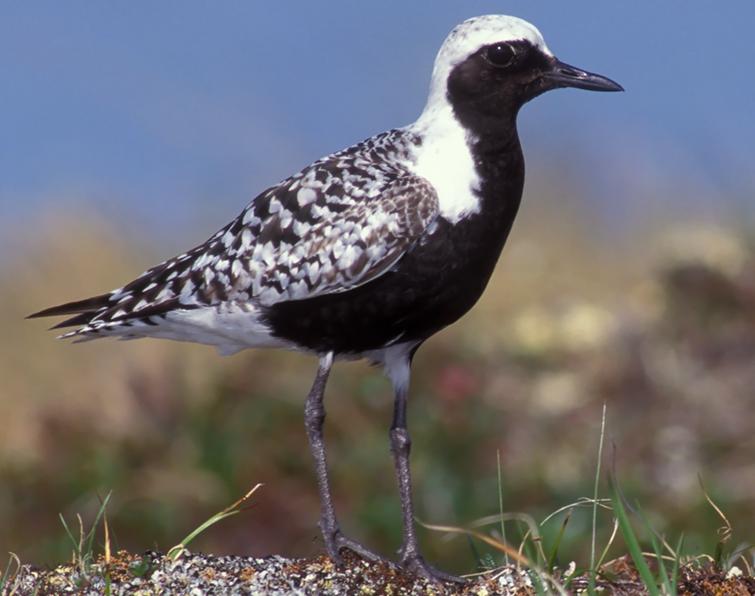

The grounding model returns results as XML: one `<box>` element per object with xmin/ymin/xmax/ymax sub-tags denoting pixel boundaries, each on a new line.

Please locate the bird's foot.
<box><xmin>322</xmin><ymin>527</ymin><xmax>395</xmax><ymax>568</ymax></box>
<box><xmin>400</xmin><ymin>552</ymin><xmax>465</xmax><ymax>585</ymax></box>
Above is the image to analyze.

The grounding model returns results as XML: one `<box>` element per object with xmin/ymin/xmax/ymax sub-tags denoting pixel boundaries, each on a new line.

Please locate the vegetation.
<box><xmin>1</xmin><ymin>193</ymin><xmax>753</xmax><ymax>591</ymax></box>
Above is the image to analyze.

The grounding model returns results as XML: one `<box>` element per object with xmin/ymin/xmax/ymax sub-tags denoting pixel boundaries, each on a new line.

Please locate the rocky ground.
<box><xmin>6</xmin><ymin>549</ymin><xmax>755</xmax><ymax>595</ymax></box>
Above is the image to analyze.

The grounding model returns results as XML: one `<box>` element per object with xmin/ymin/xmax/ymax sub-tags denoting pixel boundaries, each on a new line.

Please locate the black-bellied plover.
<box><xmin>30</xmin><ymin>14</ymin><xmax>622</xmax><ymax>582</ymax></box>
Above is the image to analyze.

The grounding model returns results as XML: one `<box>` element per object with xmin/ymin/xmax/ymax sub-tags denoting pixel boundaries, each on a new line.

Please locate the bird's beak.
<box><xmin>542</xmin><ymin>58</ymin><xmax>624</xmax><ymax>92</ymax></box>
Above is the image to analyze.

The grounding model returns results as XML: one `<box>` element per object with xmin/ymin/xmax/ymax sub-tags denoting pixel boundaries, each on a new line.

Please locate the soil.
<box><xmin>7</xmin><ymin>550</ymin><xmax>755</xmax><ymax>595</ymax></box>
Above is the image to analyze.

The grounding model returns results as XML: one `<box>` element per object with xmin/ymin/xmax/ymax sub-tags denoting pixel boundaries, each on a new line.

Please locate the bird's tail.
<box><xmin>27</xmin><ymin>293</ymin><xmax>112</xmax><ymax>330</ymax></box>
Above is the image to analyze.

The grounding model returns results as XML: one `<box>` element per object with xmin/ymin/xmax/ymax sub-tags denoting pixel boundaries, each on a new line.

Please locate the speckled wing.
<box><xmin>250</xmin><ymin>176</ymin><xmax>439</xmax><ymax>305</ymax></box>
<box><xmin>30</xmin><ymin>156</ymin><xmax>438</xmax><ymax>337</ymax></box>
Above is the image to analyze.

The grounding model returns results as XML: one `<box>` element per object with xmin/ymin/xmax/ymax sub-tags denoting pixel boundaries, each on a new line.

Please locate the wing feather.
<box><xmin>30</xmin><ymin>130</ymin><xmax>436</xmax><ymax>338</ymax></box>
<box><xmin>256</xmin><ymin>177</ymin><xmax>438</xmax><ymax>304</ymax></box>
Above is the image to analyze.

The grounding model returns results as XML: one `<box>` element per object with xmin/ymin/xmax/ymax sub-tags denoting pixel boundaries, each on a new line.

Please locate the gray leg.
<box><xmin>389</xmin><ymin>360</ymin><xmax>464</xmax><ymax>584</ymax></box>
<box><xmin>304</xmin><ymin>353</ymin><xmax>339</xmax><ymax>557</ymax></box>
<box><xmin>304</xmin><ymin>353</ymin><xmax>389</xmax><ymax>564</ymax></box>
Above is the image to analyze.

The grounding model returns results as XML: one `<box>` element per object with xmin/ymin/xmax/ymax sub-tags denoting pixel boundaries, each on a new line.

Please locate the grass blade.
<box><xmin>421</xmin><ymin>520</ymin><xmax>568</xmax><ymax>594</ymax></box>
<box><xmin>167</xmin><ymin>483</ymin><xmax>262</xmax><ymax>560</ymax></box>
<box><xmin>83</xmin><ymin>492</ymin><xmax>112</xmax><ymax>562</ymax></box>
<box><xmin>546</xmin><ymin>511</ymin><xmax>571</xmax><ymax>571</ymax></box>
<box><xmin>596</xmin><ymin>518</ymin><xmax>619</xmax><ymax>570</ymax></box>
<box><xmin>699</xmin><ymin>475</ymin><xmax>732</xmax><ymax>567</ymax></box>
<box><xmin>518</xmin><ymin>524</ymin><xmax>544</xmax><ymax>569</ymax></box>
<box><xmin>497</xmin><ymin>449</ymin><xmax>510</xmax><ymax>566</ymax></box>
<box><xmin>609</xmin><ymin>476</ymin><xmax>659</xmax><ymax>596</ymax></box>
<box><xmin>0</xmin><ymin>552</ymin><xmax>21</xmax><ymax>592</ymax></box>
<box><xmin>637</xmin><ymin>507</ymin><xmax>672</xmax><ymax>594</ymax></box>
<box><xmin>669</xmin><ymin>534</ymin><xmax>685</xmax><ymax>594</ymax></box>
<box><xmin>58</xmin><ymin>513</ymin><xmax>80</xmax><ymax>558</ymax></box>
<box><xmin>420</xmin><ymin>520</ymin><xmax>531</xmax><ymax>566</ymax></box>
<box><xmin>528</xmin><ymin>569</ymin><xmax>549</xmax><ymax>595</ymax></box>
<box><xmin>589</xmin><ymin>403</ymin><xmax>607</xmax><ymax>594</ymax></box>
<box><xmin>464</xmin><ymin>533</ymin><xmax>486</xmax><ymax>571</ymax></box>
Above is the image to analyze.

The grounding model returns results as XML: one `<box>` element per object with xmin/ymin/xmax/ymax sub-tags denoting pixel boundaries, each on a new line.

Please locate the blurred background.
<box><xmin>1</xmin><ymin>1</ymin><xmax>753</xmax><ymax>574</ymax></box>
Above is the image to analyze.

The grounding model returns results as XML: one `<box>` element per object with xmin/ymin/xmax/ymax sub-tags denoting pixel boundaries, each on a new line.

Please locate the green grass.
<box><xmin>588</xmin><ymin>402</ymin><xmax>607</xmax><ymax>593</ymax></box>
<box><xmin>609</xmin><ymin>479</ymin><xmax>662</xmax><ymax>594</ymax></box>
<box><xmin>0</xmin><ymin>553</ymin><xmax>22</xmax><ymax>595</ymax></box>
<box><xmin>420</xmin><ymin>404</ymin><xmax>753</xmax><ymax>594</ymax></box>
<box><xmin>167</xmin><ymin>483</ymin><xmax>262</xmax><ymax>560</ymax></box>
<box><xmin>58</xmin><ymin>491</ymin><xmax>112</xmax><ymax>582</ymax></box>
<box><xmin>8</xmin><ymin>419</ymin><xmax>755</xmax><ymax>594</ymax></box>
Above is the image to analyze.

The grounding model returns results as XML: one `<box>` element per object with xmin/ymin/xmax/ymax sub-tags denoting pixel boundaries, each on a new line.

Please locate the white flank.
<box><xmin>93</xmin><ymin>303</ymin><xmax>291</xmax><ymax>356</ymax></box>
<box><xmin>166</xmin><ymin>304</ymin><xmax>290</xmax><ymax>355</ymax></box>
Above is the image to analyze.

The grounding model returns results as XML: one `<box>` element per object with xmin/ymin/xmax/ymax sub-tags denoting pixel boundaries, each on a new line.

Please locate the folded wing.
<box><xmin>29</xmin><ymin>163</ymin><xmax>438</xmax><ymax>341</ymax></box>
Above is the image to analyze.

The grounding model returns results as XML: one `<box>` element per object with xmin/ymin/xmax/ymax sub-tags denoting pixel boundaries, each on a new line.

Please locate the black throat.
<box><xmin>445</xmin><ymin>59</ymin><xmax>527</xmax><ymax>233</ymax></box>
<box><xmin>458</xmin><ymin>117</ymin><xmax>525</xmax><ymax>240</ymax></box>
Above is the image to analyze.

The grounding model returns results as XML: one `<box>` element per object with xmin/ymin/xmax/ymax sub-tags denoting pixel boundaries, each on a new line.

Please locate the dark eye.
<box><xmin>485</xmin><ymin>43</ymin><xmax>515</xmax><ymax>67</ymax></box>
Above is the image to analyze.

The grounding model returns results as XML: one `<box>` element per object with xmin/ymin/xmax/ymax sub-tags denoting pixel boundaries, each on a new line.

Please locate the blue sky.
<box><xmin>1</xmin><ymin>2</ymin><xmax>753</xmax><ymax>240</ymax></box>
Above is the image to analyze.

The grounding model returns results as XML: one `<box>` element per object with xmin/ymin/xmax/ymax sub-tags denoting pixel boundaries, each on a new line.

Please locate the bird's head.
<box><xmin>423</xmin><ymin>15</ymin><xmax>623</xmax><ymax>133</ymax></box>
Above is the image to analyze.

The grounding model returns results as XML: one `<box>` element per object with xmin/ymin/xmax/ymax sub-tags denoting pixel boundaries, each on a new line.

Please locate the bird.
<box><xmin>29</xmin><ymin>14</ymin><xmax>622</xmax><ymax>583</ymax></box>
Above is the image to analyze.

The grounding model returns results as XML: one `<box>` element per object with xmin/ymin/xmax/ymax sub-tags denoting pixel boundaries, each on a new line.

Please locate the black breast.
<box><xmin>264</xmin><ymin>135</ymin><xmax>525</xmax><ymax>355</ymax></box>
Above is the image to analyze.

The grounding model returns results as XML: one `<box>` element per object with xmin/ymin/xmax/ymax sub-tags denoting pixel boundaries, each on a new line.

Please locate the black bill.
<box><xmin>544</xmin><ymin>59</ymin><xmax>624</xmax><ymax>92</ymax></box>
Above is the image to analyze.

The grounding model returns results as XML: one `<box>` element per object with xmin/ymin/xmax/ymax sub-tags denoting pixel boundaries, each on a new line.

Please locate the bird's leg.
<box><xmin>304</xmin><ymin>353</ymin><xmax>339</xmax><ymax>558</ymax></box>
<box><xmin>389</xmin><ymin>360</ymin><xmax>464</xmax><ymax>584</ymax></box>
<box><xmin>304</xmin><ymin>353</ymin><xmax>389</xmax><ymax>565</ymax></box>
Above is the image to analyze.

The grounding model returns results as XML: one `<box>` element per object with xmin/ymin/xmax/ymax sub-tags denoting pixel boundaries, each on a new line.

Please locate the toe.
<box><xmin>402</xmin><ymin>554</ymin><xmax>464</xmax><ymax>585</ymax></box>
<box><xmin>336</xmin><ymin>534</ymin><xmax>394</xmax><ymax>567</ymax></box>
